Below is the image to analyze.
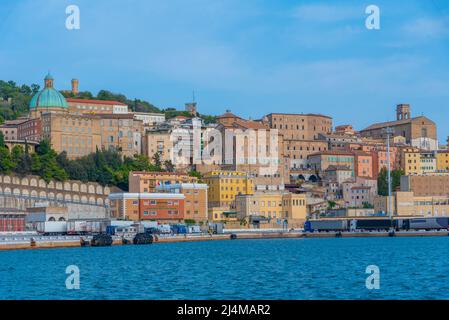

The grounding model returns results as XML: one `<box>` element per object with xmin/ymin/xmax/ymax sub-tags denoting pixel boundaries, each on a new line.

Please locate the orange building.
<box><xmin>353</xmin><ymin>151</ymin><xmax>374</xmax><ymax>179</ymax></box>
<box><xmin>108</xmin><ymin>193</ymin><xmax>185</xmax><ymax>222</ymax></box>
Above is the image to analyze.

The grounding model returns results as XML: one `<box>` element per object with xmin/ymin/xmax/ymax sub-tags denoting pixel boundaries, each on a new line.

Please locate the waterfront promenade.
<box><xmin>0</xmin><ymin>230</ymin><xmax>448</xmax><ymax>251</ymax></box>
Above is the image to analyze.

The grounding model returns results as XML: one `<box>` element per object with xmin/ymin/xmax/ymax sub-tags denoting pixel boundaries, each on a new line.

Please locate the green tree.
<box><xmin>377</xmin><ymin>168</ymin><xmax>404</xmax><ymax>196</ymax></box>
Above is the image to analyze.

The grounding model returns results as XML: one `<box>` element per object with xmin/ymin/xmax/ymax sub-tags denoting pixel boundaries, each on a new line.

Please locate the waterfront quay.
<box><xmin>1</xmin><ymin>229</ymin><xmax>448</xmax><ymax>251</ymax></box>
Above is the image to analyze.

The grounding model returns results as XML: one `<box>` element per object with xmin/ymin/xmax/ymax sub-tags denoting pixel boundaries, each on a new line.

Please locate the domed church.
<box><xmin>30</xmin><ymin>73</ymin><xmax>68</xmax><ymax>118</ymax></box>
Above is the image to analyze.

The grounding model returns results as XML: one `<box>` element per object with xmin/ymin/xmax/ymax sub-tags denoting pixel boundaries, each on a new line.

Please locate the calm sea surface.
<box><xmin>1</xmin><ymin>237</ymin><xmax>449</xmax><ymax>300</ymax></box>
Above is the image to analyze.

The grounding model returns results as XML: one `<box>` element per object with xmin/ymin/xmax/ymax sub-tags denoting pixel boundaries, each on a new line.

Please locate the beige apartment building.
<box><xmin>216</xmin><ymin>111</ymin><xmax>288</xmax><ymax>189</ymax></box>
<box><xmin>261</xmin><ymin>113</ymin><xmax>332</xmax><ymax>170</ymax></box>
<box><xmin>375</xmin><ymin>191</ymin><xmax>449</xmax><ymax>217</ymax></box>
<box><xmin>143</xmin><ymin>129</ymin><xmax>173</xmax><ymax>161</ymax></box>
<box><xmin>235</xmin><ymin>191</ymin><xmax>307</xmax><ymax>223</ymax></box>
<box><xmin>41</xmin><ymin>112</ymin><xmax>143</xmax><ymax>159</ymax></box>
<box><xmin>41</xmin><ymin>112</ymin><xmax>102</xmax><ymax>158</ymax></box>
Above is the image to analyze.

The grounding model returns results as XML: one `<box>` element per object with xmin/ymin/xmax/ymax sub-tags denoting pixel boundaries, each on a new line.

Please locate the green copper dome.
<box><xmin>29</xmin><ymin>73</ymin><xmax>68</xmax><ymax>110</ymax></box>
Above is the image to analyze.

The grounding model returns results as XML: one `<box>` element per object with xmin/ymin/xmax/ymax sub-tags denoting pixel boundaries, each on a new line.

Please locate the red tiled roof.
<box><xmin>67</xmin><ymin>98</ymin><xmax>127</xmax><ymax>106</ymax></box>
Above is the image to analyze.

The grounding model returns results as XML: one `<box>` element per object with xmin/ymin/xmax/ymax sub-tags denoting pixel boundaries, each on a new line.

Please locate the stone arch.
<box><xmin>13</xmin><ymin>188</ymin><xmax>20</xmax><ymax>196</ymax></box>
<box><xmin>104</xmin><ymin>186</ymin><xmax>110</xmax><ymax>195</ymax></box>
<box><xmin>80</xmin><ymin>184</ymin><xmax>87</xmax><ymax>193</ymax></box>
<box><xmin>4</xmin><ymin>187</ymin><xmax>11</xmax><ymax>194</ymax></box>
<box><xmin>4</xmin><ymin>176</ymin><xmax>11</xmax><ymax>184</ymax></box>
<box><xmin>21</xmin><ymin>177</ymin><xmax>29</xmax><ymax>186</ymax></box>
<box><xmin>81</xmin><ymin>196</ymin><xmax>88</xmax><ymax>204</ymax></box>
<box><xmin>64</xmin><ymin>194</ymin><xmax>72</xmax><ymax>202</ymax></box>
<box><xmin>298</xmin><ymin>174</ymin><xmax>305</xmax><ymax>181</ymax></box>
<box><xmin>39</xmin><ymin>191</ymin><xmax>47</xmax><ymax>198</ymax></box>
<box><xmin>30</xmin><ymin>178</ymin><xmax>38</xmax><ymax>187</ymax></box>
<box><xmin>47</xmin><ymin>181</ymin><xmax>54</xmax><ymax>189</ymax></box>
<box><xmin>56</xmin><ymin>182</ymin><xmax>63</xmax><ymax>190</ymax></box>
<box><xmin>64</xmin><ymin>182</ymin><xmax>71</xmax><ymax>191</ymax></box>
<box><xmin>12</xmin><ymin>177</ymin><xmax>20</xmax><ymax>185</ymax></box>
<box><xmin>88</xmin><ymin>185</ymin><xmax>95</xmax><ymax>194</ymax></box>
<box><xmin>89</xmin><ymin>196</ymin><xmax>96</xmax><ymax>204</ymax></box>
<box><xmin>96</xmin><ymin>198</ymin><xmax>104</xmax><ymax>205</ymax></box>
<box><xmin>72</xmin><ymin>183</ymin><xmax>79</xmax><ymax>192</ymax></box>
<box><xmin>22</xmin><ymin>189</ymin><xmax>30</xmax><ymax>197</ymax></box>
<box><xmin>96</xmin><ymin>185</ymin><xmax>103</xmax><ymax>195</ymax></box>
<box><xmin>56</xmin><ymin>193</ymin><xmax>64</xmax><ymax>201</ymax></box>
<box><xmin>73</xmin><ymin>194</ymin><xmax>80</xmax><ymax>203</ymax></box>
<box><xmin>104</xmin><ymin>198</ymin><xmax>110</xmax><ymax>206</ymax></box>
<box><xmin>308</xmin><ymin>175</ymin><xmax>317</xmax><ymax>182</ymax></box>
<box><xmin>48</xmin><ymin>192</ymin><xmax>55</xmax><ymax>199</ymax></box>
<box><xmin>39</xmin><ymin>179</ymin><xmax>46</xmax><ymax>188</ymax></box>
<box><xmin>48</xmin><ymin>217</ymin><xmax>56</xmax><ymax>221</ymax></box>
<box><xmin>58</xmin><ymin>217</ymin><xmax>66</xmax><ymax>221</ymax></box>
<box><xmin>31</xmin><ymin>190</ymin><xmax>38</xmax><ymax>198</ymax></box>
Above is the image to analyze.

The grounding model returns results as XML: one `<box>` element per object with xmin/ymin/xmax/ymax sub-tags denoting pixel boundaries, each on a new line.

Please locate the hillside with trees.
<box><xmin>0</xmin><ymin>133</ymin><xmax>175</xmax><ymax>191</ymax></box>
<box><xmin>1</xmin><ymin>79</ymin><xmax>217</xmax><ymax>123</ymax></box>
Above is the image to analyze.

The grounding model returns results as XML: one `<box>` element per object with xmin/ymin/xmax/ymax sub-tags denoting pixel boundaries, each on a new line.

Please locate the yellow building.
<box><xmin>203</xmin><ymin>171</ymin><xmax>254</xmax><ymax>208</ymax></box>
<box><xmin>437</xmin><ymin>150</ymin><xmax>449</xmax><ymax>171</ymax></box>
<box><xmin>235</xmin><ymin>192</ymin><xmax>307</xmax><ymax>221</ymax></box>
<box><xmin>400</xmin><ymin>147</ymin><xmax>436</xmax><ymax>175</ymax></box>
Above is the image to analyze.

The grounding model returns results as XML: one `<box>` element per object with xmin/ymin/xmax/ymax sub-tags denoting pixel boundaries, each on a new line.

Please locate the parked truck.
<box><xmin>67</xmin><ymin>220</ymin><xmax>109</xmax><ymax>235</ymax></box>
<box><xmin>36</xmin><ymin>221</ymin><xmax>67</xmax><ymax>235</ymax></box>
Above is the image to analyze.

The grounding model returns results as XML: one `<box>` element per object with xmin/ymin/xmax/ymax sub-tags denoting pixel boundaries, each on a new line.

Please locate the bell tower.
<box><xmin>396</xmin><ymin>104</ymin><xmax>411</xmax><ymax>120</ymax></box>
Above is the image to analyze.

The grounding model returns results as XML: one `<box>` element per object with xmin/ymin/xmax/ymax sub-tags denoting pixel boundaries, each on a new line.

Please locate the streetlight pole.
<box><xmin>383</xmin><ymin>127</ymin><xmax>394</xmax><ymax>228</ymax></box>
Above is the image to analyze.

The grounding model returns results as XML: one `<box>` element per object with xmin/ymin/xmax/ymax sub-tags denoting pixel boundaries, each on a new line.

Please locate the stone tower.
<box><xmin>396</xmin><ymin>104</ymin><xmax>411</xmax><ymax>120</ymax></box>
<box><xmin>71</xmin><ymin>79</ymin><xmax>79</xmax><ymax>95</ymax></box>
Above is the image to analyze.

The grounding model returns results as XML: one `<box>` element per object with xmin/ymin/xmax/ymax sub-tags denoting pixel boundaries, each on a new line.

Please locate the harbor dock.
<box><xmin>0</xmin><ymin>230</ymin><xmax>448</xmax><ymax>251</ymax></box>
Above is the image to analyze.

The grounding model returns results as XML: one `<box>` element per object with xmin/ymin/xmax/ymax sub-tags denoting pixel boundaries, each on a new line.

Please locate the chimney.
<box><xmin>71</xmin><ymin>79</ymin><xmax>79</xmax><ymax>95</ymax></box>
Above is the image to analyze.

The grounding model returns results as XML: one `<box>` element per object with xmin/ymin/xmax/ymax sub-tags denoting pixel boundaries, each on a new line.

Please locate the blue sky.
<box><xmin>1</xmin><ymin>0</ymin><xmax>449</xmax><ymax>141</ymax></box>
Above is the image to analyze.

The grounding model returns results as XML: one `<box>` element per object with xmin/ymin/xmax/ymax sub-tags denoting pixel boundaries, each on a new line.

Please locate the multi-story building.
<box><xmin>262</xmin><ymin>113</ymin><xmax>332</xmax><ymax>170</ymax></box>
<box><xmin>98</xmin><ymin>114</ymin><xmax>143</xmax><ymax>157</ymax></box>
<box><xmin>0</xmin><ymin>118</ymin><xmax>41</xmax><ymax>142</ymax></box>
<box><xmin>375</xmin><ymin>191</ymin><xmax>449</xmax><ymax>217</ymax></box>
<box><xmin>342</xmin><ymin>177</ymin><xmax>377</xmax><ymax>207</ymax></box>
<box><xmin>143</xmin><ymin>128</ymin><xmax>173</xmax><ymax>161</ymax></box>
<box><xmin>128</xmin><ymin>171</ymin><xmax>198</xmax><ymax>193</ymax></box>
<box><xmin>41</xmin><ymin>112</ymin><xmax>102</xmax><ymax>158</ymax></box>
<box><xmin>399</xmin><ymin>147</ymin><xmax>437</xmax><ymax>175</ymax></box>
<box><xmin>203</xmin><ymin>170</ymin><xmax>254</xmax><ymax>208</ymax></box>
<box><xmin>133</xmin><ymin>112</ymin><xmax>165</xmax><ymax>127</ymax></box>
<box><xmin>400</xmin><ymin>174</ymin><xmax>449</xmax><ymax>197</ymax></box>
<box><xmin>156</xmin><ymin>183</ymin><xmax>208</xmax><ymax>222</ymax></box>
<box><xmin>436</xmin><ymin>150</ymin><xmax>449</xmax><ymax>171</ymax></box>
<box><xmin>353</xmin><ymin>151</ymin><xmax>374</xmax><ymax>179</ymax></box>
<box><xmin>360</xmin><ymin>104</ymin><xmax>438</xmax><ymax>151</ymax></box>
<box><xmin>235</xmin><ymin>192</ymin><xmax>307</xmax><ymax>222</ymax></box>
<box><xmin>108</xmin><ymin>193</ymin><xmax>185</xmax><ymax>222</ymax></box>
<box><xmin>216</xmin><ymin>111</ymin><xmax>287</xmax><ymax>189</ymax></box>
<box><xmin>67</xmin><ymin>98</ymin><xmax>129</xmax><ymax>115</ymax></box>
<box><xmin>307</xmin><ymin>151</ymin><xmax>355</xmax><ymax>175</ymax></box>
